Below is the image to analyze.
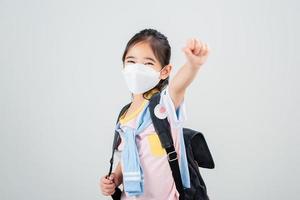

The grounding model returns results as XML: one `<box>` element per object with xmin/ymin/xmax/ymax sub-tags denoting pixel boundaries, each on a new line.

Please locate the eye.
<box><xmin>145</xmin><ymin>62</ymin><xmax>154</xmax><ymax>66</ymax></box>
<box><xmin>126</xmin><ymin>60</ymin><xmax>135</xmax><ymax>64</ymax></box>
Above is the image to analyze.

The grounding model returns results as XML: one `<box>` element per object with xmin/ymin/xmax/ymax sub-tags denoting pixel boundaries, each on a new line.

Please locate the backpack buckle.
<box><xmin>167</xmin><ymin>150</ymin><xmax>178</xmax><ymax>162</ymax></box>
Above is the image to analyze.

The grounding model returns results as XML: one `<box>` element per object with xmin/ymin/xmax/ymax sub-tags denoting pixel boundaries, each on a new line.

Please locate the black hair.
<box><xmin>122</xmin><ymin>28</ymin><xmax>171</xmax><ymax>100</ymax></box>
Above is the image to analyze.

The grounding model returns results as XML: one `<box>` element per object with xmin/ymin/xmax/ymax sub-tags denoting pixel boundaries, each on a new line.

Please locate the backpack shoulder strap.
<box><xmin>108</xmin><ymin>102</ymin><xmax>131</xmax><ymax>177</ymax></box>
<box><xmin>116</xmin><ymin>102</ymin><xmax>132</xmax><ymax>124</ymax></box>
<box><xmin>112</xmin><ymin>102</ymin><xmax>132</xmax><ymax>150</ymax></box>
<box><xmin>149</xmin><ymin>92</ymin><xmax>185</xmax><ymax>200</ymax></box>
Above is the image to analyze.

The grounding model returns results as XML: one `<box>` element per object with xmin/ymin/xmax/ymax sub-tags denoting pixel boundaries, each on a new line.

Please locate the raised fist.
<box><xmin>182</xmin><ymin>38</ymin><xmax>210</xmax><ymax>68</ymax></box>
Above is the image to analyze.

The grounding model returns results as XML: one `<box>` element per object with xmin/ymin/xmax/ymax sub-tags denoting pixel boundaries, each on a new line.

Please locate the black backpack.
<box><xmin>107</xmin><ymin>92</ymin><xmax>215</xmax><ymax>200</ymax></box>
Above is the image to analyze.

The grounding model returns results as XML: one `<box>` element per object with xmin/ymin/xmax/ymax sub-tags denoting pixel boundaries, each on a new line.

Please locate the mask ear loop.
<box><xmin>158</xmin><ymin>64</ymin><xmax>169</xmax><ymax>79</ymax></box>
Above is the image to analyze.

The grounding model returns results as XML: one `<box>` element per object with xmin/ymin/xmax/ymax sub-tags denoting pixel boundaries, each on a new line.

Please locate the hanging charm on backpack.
<box><xmin>154</xmin><ymin>103</ymin><xmax>168</xmax><ymax>119</ymax></box>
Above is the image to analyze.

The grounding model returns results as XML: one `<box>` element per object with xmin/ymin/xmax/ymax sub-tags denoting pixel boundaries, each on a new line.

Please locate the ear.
<box><xmin>160</xmin><ymin>64</ymin><xmax>172</xmax><ymax>80</ymax></box>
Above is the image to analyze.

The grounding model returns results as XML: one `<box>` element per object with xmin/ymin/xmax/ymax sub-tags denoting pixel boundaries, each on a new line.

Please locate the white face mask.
<box><xmin>122</xmin><ymin>63</ymin><xmax>163</xmax><ymax>94</ymax></box>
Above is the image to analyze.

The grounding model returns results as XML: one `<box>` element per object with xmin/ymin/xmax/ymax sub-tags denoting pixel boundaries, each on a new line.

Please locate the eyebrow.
<box><xmin>125</xmin><ymin>56</ymin><xmax>136</xmax><ymax>60</ymax></box>
<box><xmin>125</xmin><ymin>56</ymin><xmax>156</xmax><ymax>63</ymax></box>
<box><xmin>144</xmin><ymin>57</ymin><xmax>156</xmax><ymax>63</ymax></box>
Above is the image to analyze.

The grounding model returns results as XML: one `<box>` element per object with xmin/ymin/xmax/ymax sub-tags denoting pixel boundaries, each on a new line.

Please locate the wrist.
<box><xmin>184</xmin><ymin>62</ymin><xmax>202</xmax><ymax>70</ymax></box>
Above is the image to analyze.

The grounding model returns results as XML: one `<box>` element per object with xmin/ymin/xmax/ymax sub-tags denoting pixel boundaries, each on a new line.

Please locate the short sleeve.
<box><xmin>160</xmin><ymin>85</ymin><xmax>187</xmax><ymax>128</ymax></box>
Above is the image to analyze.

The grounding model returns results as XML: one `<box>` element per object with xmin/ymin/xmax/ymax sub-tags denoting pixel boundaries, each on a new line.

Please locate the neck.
<box><xmin>132</xmin><ymin>93</ymin><xmax>146</xmax><ymax>104</ymax></box>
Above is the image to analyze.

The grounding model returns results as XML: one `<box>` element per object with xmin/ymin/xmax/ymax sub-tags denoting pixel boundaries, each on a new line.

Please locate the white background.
<box><xmin>0</xmin><ymin>0</ymin><xmax>299</xmax><ymax>199</ymax></box>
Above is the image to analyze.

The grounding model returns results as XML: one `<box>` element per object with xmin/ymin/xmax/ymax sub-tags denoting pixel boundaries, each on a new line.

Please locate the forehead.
<box><xmin>125</xmin><ymin>41</ymin><xmax>156</xmax><ymax>60</ymax></box>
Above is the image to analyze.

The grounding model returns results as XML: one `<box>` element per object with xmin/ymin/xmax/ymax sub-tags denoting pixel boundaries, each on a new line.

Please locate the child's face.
<box><xmin>123</xmin><ymin>41</ymin><xmax>171</xmax><ymax>80</ymax></box>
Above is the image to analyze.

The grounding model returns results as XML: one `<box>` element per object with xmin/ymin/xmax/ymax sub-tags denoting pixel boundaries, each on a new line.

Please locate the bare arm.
<box><xmin>169</xmin><ymin>38</ymin><xmax>210</xmax><ymax>109</ymax></box>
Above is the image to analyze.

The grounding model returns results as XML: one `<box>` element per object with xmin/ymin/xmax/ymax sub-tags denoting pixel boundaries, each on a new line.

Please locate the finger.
<box><xmin>102</xmin><ymin>181</ymin><xmax>116</xmax><ymax>188</ymax></box>
<box><xmin>100</xmin><ymin>182</ymin><xmax>114</xmax><ymax>191</ymax></box>
<box><xmin>200</xmin><ymin>43</ymin><xmax>209</xmax><ymax>56</ymax></box>
<box><xmin>108</xmin><ymin>174</ymin><xmax>115</xmax><ymax>181</ymax></box>
<box><xmin>194</xmin><ymin>39</ymin><xmax>202</xmax><ymax>55</ymax></box>
<box><xmin>102</xmin><ymin>177</ymin><xmax>113</xmax><ymax>184</ymax></box>
<box><xmin>192</xmin><ymin>38</ymin><xmax>197</xmax><ymax>50</ymax></box>
<box><xmin>103</xmin><ymin>184</ymin><xmax>116</xmax><ymax>191</ymax></box>
<box><xmin>198</xmin><ymin>40</ymin><xmax>207</xmax><ymax>56</ymax></box>
<box><xmin>105</xmin><ymin>175</ymin><xmax>114</xmax><ymax>182</ymax></box>
<box><xmin>103</xmin><ymin>188</ymin><xmax>116</xmax><ymax>195</ymax></box>
<box><xmin>182</xmin><ymin>47</ymin><xmax>193</xmax><ymax>57</ymax></box>
<box><xmin>101</xmin><ymin>186</ymin><xmax>109</xmax><ymax>196</ymax></box>
<box><xmin>187</xmin><ymin>38</ymin><xmax>194</xmax><ymax>51</ymax></box>
<box><xmin>197</xmin><ymin>42</ymin><xmax>205</xmax><ymax>56</ymax></box>
<box><xmin>193</xmin><ymin>38</ymin><xmax>198</xmax><ymax>51</ymax></box>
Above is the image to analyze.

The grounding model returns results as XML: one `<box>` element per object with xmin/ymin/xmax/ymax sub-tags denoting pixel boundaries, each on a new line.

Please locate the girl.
<box><xmin>99</xmin><ymin>28</ymin><xmax>210</xmax><ymax>200</ymax></box>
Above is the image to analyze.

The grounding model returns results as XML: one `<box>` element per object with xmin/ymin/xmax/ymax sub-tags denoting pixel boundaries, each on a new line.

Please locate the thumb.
<box><xmin>182</xmin><ymin>47</ymin><xmax>193</xmax><ymax>57</ymax></box>
<box><xmin>108</xmin><ymin>174</ymin><xmax>115</xmax><ymax>181</ymax></box>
